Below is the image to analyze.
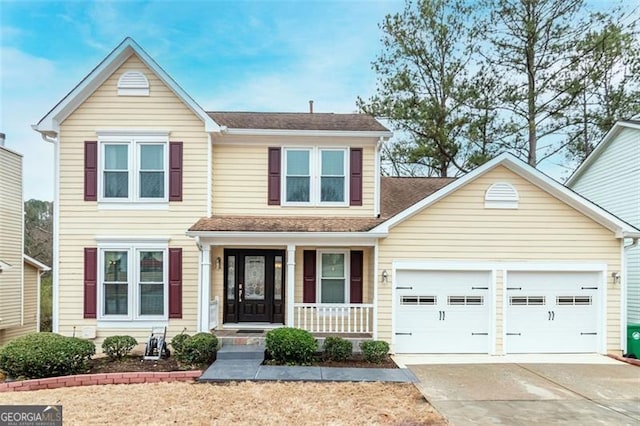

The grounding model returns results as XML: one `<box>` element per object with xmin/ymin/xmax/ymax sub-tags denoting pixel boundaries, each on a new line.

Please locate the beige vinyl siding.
<box><xmin>57</xmin><ymin>54</ymin><xmax>208</xmax><ymax>344</ymax></box>
<box><xmin>378</xmin><ymin>165</ymin><xmax>622</xmax><ymax>352</ymax></box>
<box><xmin>0</xmin><ymin>262</ymin><xmax>40</xmax><ymax>345</ymax></box>
<box><xmin>212</xmin><ymin>139</ymin><xmax>377</xmax><ymax>216</ymax></box>
<box><xmin>0</xmin><ymin>146</ymin><xmax>23</xmax><ymax>330</ymax></box>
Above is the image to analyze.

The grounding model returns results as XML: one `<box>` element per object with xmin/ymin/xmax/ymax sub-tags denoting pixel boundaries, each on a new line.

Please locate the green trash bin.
<box><xmin>627</xmin><ymin>324</ymin><xmax>640</xmax><ymax>358</ymax></box>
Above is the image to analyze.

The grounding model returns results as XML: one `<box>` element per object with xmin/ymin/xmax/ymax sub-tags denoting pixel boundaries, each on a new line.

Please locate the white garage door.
<box><xmin>506</xmin><ymin>271</ymin><xmax>601</xmax><ymax>353</ymax></box>
<box><xmin>394</xmin><ymin>270</ymin><xmax>492</xmax><ymax>354</ymax></box>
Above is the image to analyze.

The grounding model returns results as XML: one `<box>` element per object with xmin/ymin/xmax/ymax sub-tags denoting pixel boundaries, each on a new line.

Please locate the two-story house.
<box><xmin>33</xmin><ymin>38</ymin><xmax>640</xmax><ymax>355</ymax></box>
<box><xmin>567</xmin><ymin>120</ymin><xmax>640</xmax><ymax>353</ymax></box>
<box><xmin>0</xmin><ymin>134</ymin><xmax>51</xmax><ymax>345</ymax></box>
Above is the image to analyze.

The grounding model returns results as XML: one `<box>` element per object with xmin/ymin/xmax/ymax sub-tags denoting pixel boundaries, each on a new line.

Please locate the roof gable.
<box><xmin>372</xmin><ymin>152</ymin><xmax>640</xmax><ymax>238</ymax></box>
<box><xmin>567</xmin><ymin>120</ymin><xmax>640</xmax><ymax>186</ymax></box>
<box><xmin>33</xmin><ymin>37</ymin><xmax>220</xmax><ymax>136</ymax></box>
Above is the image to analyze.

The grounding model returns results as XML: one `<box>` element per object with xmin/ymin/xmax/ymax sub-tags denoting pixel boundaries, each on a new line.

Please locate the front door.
<box><xmin>223</xmin><ymin>249</ymin><xmax>285</xmax><ymax>323</ymax></box>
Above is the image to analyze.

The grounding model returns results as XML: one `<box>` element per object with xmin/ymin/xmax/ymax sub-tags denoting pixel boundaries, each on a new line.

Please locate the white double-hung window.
<box><xmin>100</xmin><ymin>244</ymin><xmax>168</xmax><ymax>320</ymax></box>
<box><xmin>283</xmin><ymin>147</ymin><xmax>347</xmax><ymax>205</ymax></box>
<box><xmin>99</xmin><ymin>133</ymin><xmax>168</xmax><ymax>203</ymax></box>
<box><xmin>318</xmin><ymin>251</ymin><xmax>349</xmax><ymax>303</ymax></box>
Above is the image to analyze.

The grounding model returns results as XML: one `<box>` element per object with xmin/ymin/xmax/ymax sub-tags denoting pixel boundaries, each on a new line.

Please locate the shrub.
<box><xmin>265</xmin><ymin>327</ymin><xmax>317</xmax><ymax>365</ymax></box>
<box><xmin>101</xmin><ymin>335</ymin><xmax>137</xmax><ymax>360</ymax></box>
<box><xmin>171</xmin><ymin>333</ymin><xmax>190</xmax><ymax>354</ymax></box>
<box><xmin>173</xmin><ymin>333</ymin><xmax>218</xmax><ymax>365</ymax></box>
<box><xmin>360</xmin><ymin>340</ymin><xmax>390</xmax><ymax>364</ymax></box>
<box><xmin>322</xmin><ymin>336</ymin><xmax>352</xmax><ymax>362</ymax></box>
<box><xmin>0</xmin><ymin>332</ymin><xmax>95</xmax><ymax>379</ymax></box>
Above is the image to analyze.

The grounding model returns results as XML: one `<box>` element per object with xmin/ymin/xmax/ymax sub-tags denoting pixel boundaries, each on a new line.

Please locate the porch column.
<box><xmin>286</xmin><ymin>244</ymin><xmax>296</xmax><ymax>327</ymax></box>
<box><xmin>198</xmin><ymin>244</ymin><xmax>211</xmax><ymax>332</ymax></box>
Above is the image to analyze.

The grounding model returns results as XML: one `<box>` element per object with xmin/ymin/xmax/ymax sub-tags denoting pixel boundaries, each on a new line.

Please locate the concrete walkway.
<box><xmin>404</xmin><ymin>356</ymin><xmax>640</xmax><ymax>426</ymax></box>
<box><xmin>199</xmin><ymin>344</ymin><xmax>417</xmax><ymax>383</ymax></box>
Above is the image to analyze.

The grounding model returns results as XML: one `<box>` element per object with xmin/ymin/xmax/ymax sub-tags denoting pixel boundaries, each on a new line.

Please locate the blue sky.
<box><xmin>1</xmin><ymin>0</ymin><xmax>637</xmax><ymax>201</ymax></box>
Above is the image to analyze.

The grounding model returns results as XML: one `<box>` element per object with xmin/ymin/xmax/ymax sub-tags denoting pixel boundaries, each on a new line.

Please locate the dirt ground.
<box><xmin>0</xmin><ymin>381</ymin><xmax>446</xmax><ymax>425</ymax></box>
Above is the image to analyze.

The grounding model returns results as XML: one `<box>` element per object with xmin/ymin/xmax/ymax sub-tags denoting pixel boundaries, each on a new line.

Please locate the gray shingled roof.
<box><xmin>207</xmin><ymin>112</ymin><xmax>389</xmax><ymax>132</ymax></box>
<box><xmin>188</xmin><ymin>177</ymin><xmax>454</xmax><ymax>233</ymax></box>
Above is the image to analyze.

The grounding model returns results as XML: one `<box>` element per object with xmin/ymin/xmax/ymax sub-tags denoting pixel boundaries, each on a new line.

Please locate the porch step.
<box><xmin>217</xmin><ymin>335</ymin><xmax>266</xmax><ymax>347</ymax></box>
<box><xmin>217</xmin><ymin>343</ymin><xmax>266</xmax><ymax>361</ymax></box>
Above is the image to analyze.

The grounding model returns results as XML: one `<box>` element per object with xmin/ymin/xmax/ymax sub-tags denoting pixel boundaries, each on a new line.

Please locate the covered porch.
<box><xmin>187</xmin><ymin>217</ymin><xmax>386</xmax><ymax>338</ymax></box>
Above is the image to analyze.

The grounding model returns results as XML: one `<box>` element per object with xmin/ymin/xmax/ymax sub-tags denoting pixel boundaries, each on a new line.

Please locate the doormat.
<box><xmin>236</xmin><ymin>330</ymin><xmax>264</xmax><ymax>334</ymax></box>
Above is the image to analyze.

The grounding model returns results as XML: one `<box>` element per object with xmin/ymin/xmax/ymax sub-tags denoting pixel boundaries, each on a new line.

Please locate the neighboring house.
<box><xmin>0</xmin><ymin>136</ymin><xmax>51</xmax><ymax>345</ymax></box>
<box><xmin>32</xmin><ymin>38</ymin><xmax>640</xmax><ymax>355</ymax></box>
<box><xmin>567</xmin><ymin>120</ymin><xmax>640</xmax><ymax>338</ymax></box>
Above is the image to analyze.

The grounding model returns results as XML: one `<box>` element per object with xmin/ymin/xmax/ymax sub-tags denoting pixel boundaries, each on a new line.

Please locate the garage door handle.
<box><xmin>395</xmin><ymin>332</ymin><xmax>412</xmax><ymax>336</ymax></box>
<box><xmin>395</xmin><ymin>286</ymin><xmax>413</xmax><ymax>290</ymax></box>
<box><xmin>471</xmin><ymin>333</ymin><xmax>488</xmax><ymax>336</ymax></box>
<box><xmin>507</xmin><ymin>287</ymin><xmax>522</xmax><ymax>290</ymax></box>
<box><xmin>507</xmin><ymin>333</ymin><xmax>521</xmax><ymax>336</ymax></box>
<box><xmin>580</xmin><ymin>332</ymin><xmax>597</xmax><ymax>335</ymax></box>
<box><xmin>472</xmin><ymin>287</ymin><xmax>488</xmax><ymax>290</ymax></box>
<box><xmin>581</xmin><ymin>287</ymin><xmax>598</xmax><ymax>290</ymax></box>
<box><xmin>438</xmin><ymin>310</ymin><xmax>446</xmax><ymax>320</ymax></box>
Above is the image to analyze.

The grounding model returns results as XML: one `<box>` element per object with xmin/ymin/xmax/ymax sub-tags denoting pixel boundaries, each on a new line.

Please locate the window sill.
<box><xmin>98</xmin><ymin>202</ymin><xmax>169</xmax><ymax>211</ymax></box>
<box><xmin>97</xmin><ymin>319</ymin><xmax>169</xmax><ymax>329</ymax></box>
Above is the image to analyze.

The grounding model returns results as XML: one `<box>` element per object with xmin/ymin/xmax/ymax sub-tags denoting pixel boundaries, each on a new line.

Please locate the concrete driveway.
<box><xmin>400</xmin><ymin>356</ymin><xmax>640</xmax><ymax>425</ymax></box>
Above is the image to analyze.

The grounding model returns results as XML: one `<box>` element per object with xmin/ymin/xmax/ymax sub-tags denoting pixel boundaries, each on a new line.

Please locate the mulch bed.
<box><xmin>265</xmin><ymin>353</ymin><xmax>398</xmax><ymax>369</ymax></box>
<box><xmin>87</xmin><ymin>355</ymin><xmax>190</xmax><ymax>374</ymax></box>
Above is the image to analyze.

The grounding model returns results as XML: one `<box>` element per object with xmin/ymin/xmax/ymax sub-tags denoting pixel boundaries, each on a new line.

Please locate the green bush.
<box><xmin>101</xmin><ymin>335</ymin><xmax>137</xmax><ymax>360</ymax></box>
<box><xmin>265</xmin><ymin>327</ymin><xmax>317</xmax><ymax>365</ymax></box>
<box><xmin>360</xmin><ymin>340</ymin><xmax>390</xmax><ymax>364</ymax></box>
<box><xmin>170</xmin><ymin>333</ymin><xmax>190</xmax><ymax>354</ymax></box>
<box><xmin>322</xmin><ymin>336</ymin><xmax>352</xmax><ymax>361</ymax></box>
<box><xmin>173</xmin><ymin>333</ymin><xmax>218</xmax><ymax>365</ymax></box>
<box><xmin>0</xmin><ymin>333</ymin><xmax>95</xmax><ymax>379</ymax></box>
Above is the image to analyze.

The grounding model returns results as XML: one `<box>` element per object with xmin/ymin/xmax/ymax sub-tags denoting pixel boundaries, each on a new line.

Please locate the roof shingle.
<box><xmin>207</xmin><ymin>112</ymin><xmax>389</xmax><ymax>132</ymax></box>
<box><xmin>188</xmin><ymin>176</ymin><xmax>454</xmax><ymax>233</ymax></box>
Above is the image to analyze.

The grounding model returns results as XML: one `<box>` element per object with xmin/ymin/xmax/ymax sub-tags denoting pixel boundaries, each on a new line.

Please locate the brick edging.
<box><xmin>0</xmin><ymin>370</ymin><xmax>202</xmax><ymax>392</ymax></box>
<box><xmin>607</xmin><ymin>354</ymin><xmax>640</xmax><ymax>366</ymax></box>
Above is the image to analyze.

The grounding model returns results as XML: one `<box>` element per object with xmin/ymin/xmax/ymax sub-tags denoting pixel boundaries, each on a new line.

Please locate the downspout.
<box><xmin>621</xmin><ymin>237</ymin><xmax>639</xmax><ymax>354</ymax></box>
<box><xmin>39</xmin><ymin>132</ymin><xmax>59</xmax><ymax>333</ymax></box>
<box><xmin>374</xmin><ymin>137</ymin><xmax>384</xmax><ymax>218</ymax></box>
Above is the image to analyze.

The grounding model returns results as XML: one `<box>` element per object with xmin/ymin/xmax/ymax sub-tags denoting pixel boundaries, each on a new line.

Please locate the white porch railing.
<box><xmin>293</xmin><ymin>303</ymin><xmax>374</xmax><ymax>334</ymax></box>
<box><xmin>209</xmin><ymin>297</ymin><xmax>219</xmax><ymax>330</ymax></box>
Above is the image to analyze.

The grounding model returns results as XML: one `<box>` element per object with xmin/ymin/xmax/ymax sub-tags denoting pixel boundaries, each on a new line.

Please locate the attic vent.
<box><xmin>117</xmin><ymin>71</ymin><xmax>149</xmax><ymax>96</ymax></box>
<box><xmin>485</xmin><ymin>182</ymin><xmax>519</xmax><ymax>209</ymax></box>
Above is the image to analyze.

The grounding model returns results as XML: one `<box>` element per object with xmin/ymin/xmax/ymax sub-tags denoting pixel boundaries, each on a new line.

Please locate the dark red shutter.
<box><xmin>303</xmin><ymin>250</ymin><xmax>316</xmax><ymax>303</ymax></box>
<box><xmin>169</xmin><ymin>142</ymin><xmax>183</xmax><ymax>201</ymax></box>
<box><xmin>84</xmin><ymin>141</ymin><xmax>98</xmax><ymax>201</ymax></box>
<box><xmin>350</xmin><ymin>250</ymin><xmax>363</xmax><ymax>304</ymax></box>
<box><xmin>168</xmin><ymin>248</ymin><xmax>182</xmax><ymax>318</ymax></box>
<box><xmin>268</xmin><ymin>147</ymin><xmax>281</xmax><ymax>205</ymax></box>
<box><xmin>84</xmin><ymin>247</ymin><xmax>97</xmax><ymax>318</ymax></box>
<box><xmin>350</xmin><ymin>148</ymin><xmax>363</xmax><ymax>206</ymax></box>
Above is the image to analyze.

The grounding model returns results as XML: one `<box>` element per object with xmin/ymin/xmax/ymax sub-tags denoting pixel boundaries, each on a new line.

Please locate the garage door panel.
<box><xmin>395</xmin><ymin>270</ymin><xmax>492</xmax><ymax>354</ymax></box>
<box><xmin>506</xmin><ymin>271</ymin><xmax>600</xmax><ymax>354</ymax></box>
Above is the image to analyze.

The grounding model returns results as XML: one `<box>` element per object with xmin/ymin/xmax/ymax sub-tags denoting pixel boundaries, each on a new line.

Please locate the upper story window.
<box><xmin>283</xmin><ymin>147</ymin><xmax>348</xmax><ymax>206</ymax></box>
<box><xmin>99</xmin><ymin>135</ymin><xmax>168</xmax><ymax>203</ymax></box>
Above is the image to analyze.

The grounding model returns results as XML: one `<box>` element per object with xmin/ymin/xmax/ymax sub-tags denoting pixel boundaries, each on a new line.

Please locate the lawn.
<box><xmin>0</xmin><ymin>381</ymin><xmax>445</xmax><ymax>425</ymax></box>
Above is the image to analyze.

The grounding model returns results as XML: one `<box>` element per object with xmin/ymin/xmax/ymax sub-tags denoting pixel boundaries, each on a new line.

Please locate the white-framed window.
<box><xmin>283</xmin><ymin>147</ymin><xmax>348</xmax><ymax>206</ymax></box>
<box><xmin>99</xmin><ymin>244</ymin><xmax>168</xmax><ymax>320</ymax></box>
<box><xmin>318</xmin><ymin>250</ymin><xmax>350</xmax><ymax>303</ymax></box>
<box><xmin>99</xmin><ymin>134</ymin><xmax>168</xmax><ymax>203</ymax></box>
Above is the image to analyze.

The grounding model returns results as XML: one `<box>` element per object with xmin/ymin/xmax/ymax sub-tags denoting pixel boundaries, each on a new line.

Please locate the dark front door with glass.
<box><xmin>223</xmin><ymin>249</ymin><xmax>285</xmax><ymax>323</ymax></box>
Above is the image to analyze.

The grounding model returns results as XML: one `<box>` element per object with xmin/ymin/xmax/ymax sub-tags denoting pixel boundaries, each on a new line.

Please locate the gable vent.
<box><xmin>485</xmin><ymin>182</ymin><xmax>519</xmax><ymax>209</ymax></box>
<box><xmin>117</xmin><ymin>71</ymin><xmax>149</xmax><ymax>96</ymax></box>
